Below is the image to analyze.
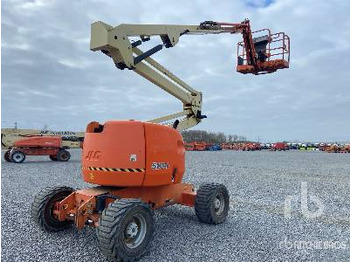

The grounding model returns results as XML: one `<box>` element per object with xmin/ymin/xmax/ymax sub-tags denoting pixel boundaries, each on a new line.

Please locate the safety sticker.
<box><xmin>83</xmin><ymin>166</ymin><xmax>145</xmax><ymax>172</ymax></box>
<box><xmin>130</xmin><ymin>154</ymin><xmax>137</xmax><ymax>162</ymax></box>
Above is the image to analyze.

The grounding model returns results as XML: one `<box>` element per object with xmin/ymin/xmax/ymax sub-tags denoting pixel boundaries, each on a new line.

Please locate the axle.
<box><xmin>54</xmin><ymin>183</ymin><xmax>196</xmax><ymax>228</ymax></box>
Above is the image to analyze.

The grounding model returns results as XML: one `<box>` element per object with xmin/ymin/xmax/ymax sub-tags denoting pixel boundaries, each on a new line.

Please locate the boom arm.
<box><xmin>90</xmin><ymin>20</ymin><xmax>289</xmax><ymax>131</ymax></box>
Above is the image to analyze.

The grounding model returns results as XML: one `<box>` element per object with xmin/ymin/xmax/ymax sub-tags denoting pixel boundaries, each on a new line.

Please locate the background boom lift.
<box><xmin>31</xmin><ymin>19</ymin><xmax>290</xmax><ymax>262</ymax></box>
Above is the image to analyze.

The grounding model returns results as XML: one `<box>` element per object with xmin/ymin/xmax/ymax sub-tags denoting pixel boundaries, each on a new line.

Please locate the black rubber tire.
<box><xmin>56</xmin><ymin>150</ymin><xmax>71</xmax><ymax>162</ymax></box>
<box><xmin>97</xmin><ymin>198</ymin><xmax>154</xmax><ymax>262</ymax></box>
<box><xmin>49</xmin><ymin>155</ymin><xmax>58</xmax><ymax>161</ymax></box>
<box><xmin>4</xmin><ymin>150</ymin><xmax>11</xmax><ymax>162</ymax></box>
<box><xmin>31</xmin><ymin>186</ymin><xmax>74</xmax><ymax>232</ymax></box>
<box><xmin>195</xmin><ymin>183</ymin><xmax>230</xmax><ymax>224</ymax></box>
<box><xmin>10</xmin><ymin>150</ymin><xmax>26</xmax><ymax>163</ymax></box>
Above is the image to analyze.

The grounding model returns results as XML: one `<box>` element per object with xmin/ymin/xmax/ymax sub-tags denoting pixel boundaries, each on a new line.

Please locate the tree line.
<box><xmin>181</xmin><ymin>130</ymin><xmax>247</xmax><ymax>144</ymax></box>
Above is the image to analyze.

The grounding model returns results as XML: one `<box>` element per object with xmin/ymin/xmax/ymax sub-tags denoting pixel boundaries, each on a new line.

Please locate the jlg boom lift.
<box><xmin>4</xmin><ymin>136</ymin><xmax>71</xmax><ymax>163</ymax></box>
<box><xmin>31</xmin><ymin>19</ymin><xmax>290</xmax><ymax>261</ymax></box>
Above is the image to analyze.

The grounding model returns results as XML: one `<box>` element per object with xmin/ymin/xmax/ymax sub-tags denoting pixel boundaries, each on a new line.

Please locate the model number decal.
<box><xmin>151</xmin><ymin>162</ymin><xmax>170</xmax><ymax>170</ymax></box>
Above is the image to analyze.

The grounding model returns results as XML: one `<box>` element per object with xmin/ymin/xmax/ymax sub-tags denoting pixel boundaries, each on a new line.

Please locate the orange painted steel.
<box><xmin>55</xmin><ymin>183</ymin><xmax>195</xmax><ymax>229</ymax></box>
<box><xmin>82</xmin><ymin>120</ymin><xmax>146</xmax><ymax>187</ymax></box>
<box><xmin>53</xmin><ymin>120</ymin><xmax>194</xmax><ymax>229</ymax></box>
<box><xmin>193</xmin><ymin>142</ymin><xmax>207</xmax><ymax>151</ymax></box>
<box><xmin>144</xmin><ymin>123</ymin><xmax>185</xmax><ymax>186</ymax></box>
<box><xmin>184</xmin><ymin>143</ymin><xmax>195</xmax><ymax>151</ymax></box>
<box><xmin>82</xmin><ymin>120</ymin><xmax>185</xmax><ymax>187</ymax></box>
<box><xmin>237</xmin><ymin>59</ymin><xmax>289</xmax><ymax>74</ymax></box>
<box><xmin>10</xmin><ymin>136</ymin><xmax>63</xmax><ymax>156</ymax></box>
<box><xmin>324</xmin><ymin>144</ymin><xmax>350</xmax><ymax>153</ymax></box>
<box><xmin>14</xmin><ymin>136</ymin><xmax>61</xmax><ymax>148</ymax></box>
<box><xmin>221</xmin><ymin>142</ymin><xmax>261</xmax><ymax>151</ymax></box>
<box><xmin>184</xmin><ymin>142</ymin><xmax>211</xmax><ymax>151</ymax></box>
<box><xmin>237</xmin><ymin>29</ymin><xmax>290</xmax><ymax>75</ymax></box>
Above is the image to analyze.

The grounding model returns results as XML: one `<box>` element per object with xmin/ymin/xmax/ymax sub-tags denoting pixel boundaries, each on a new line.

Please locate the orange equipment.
<box><xmin>270</xmin><ymin>142</ymin><xmax>288</xmax><ymax>151</ymax></box>
<box><xmin>344</xmin><ymin>145</ymin><xmax>350</xmax><ymax>153</ymax></box>
<box><xmin>184</xmin><ymin>142</ymin><xmax>195</xmax><ymax>151</ymax></box>
<box><xmin>241</xmin><ymin>142</ymin><xmax>261</xmax><ymax>151</ymax></box>
<box><xmin>324</xmin><ymin>144</ymin><xmax>350</xmax><ymax>153</ymax></box>
<box><xmin>4</xmin><ymin>136</ymin><xmax>71</xmax><ymax>163</ymax></box>
<box><xmin>31</xmin><ymin>19</ymin><xmax>289</xmax><ymax>262</ymax></box>
<box><xmin>184</xmin><ymin>142</ymin><xmax>214</xmax><ymax>151</ymax></box>
<box><xmin>324</xmin><ymin>144</ymin><xmax>339</xmax><ymax>153</ymax></box>
<box><xmin>221</xmin><ymin>142</ymin><xmax>261</xmax><ymax>151</ymax></box>
<box><xmin>193</xmin><ymin>142</ymin><xmax>208</xmax><ymax>151</ymax></box>
<box><xmin>221</xmin><ymin>142</ymin><xmax>234</xmax><ymax>150</ymax></box>
<box><xmin>237</xmin><ymin>20</ymin><xmax>290</xmax><ymax>74</ymax></box>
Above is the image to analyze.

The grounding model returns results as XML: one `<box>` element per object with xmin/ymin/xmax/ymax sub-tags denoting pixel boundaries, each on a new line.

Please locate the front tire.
<box><xmin>4</xmin><ymin>150</ymin><xmax>11</xmax><ymax>162</ymax></box>
<box><xmin>57</xmin><ymin>150</ymin><xmax>70</xmax><ymax>162</ymax></box>
<box><xmin>31</xmin><ymin>186</ymin><xmax>74</xmax><ymax>232</ymax></box>
<box><xmin>195</xmin><ymin>183</ymin><xmax>230</xmax><ymax>224</ymax></box>
<box><xmin>97</xmin><ymin>198</ymin><xmax>154</xmax><ymax>262</ymax></box>
<box><xmin>10</xmin><ymin>150</ymin><xmax>26</xmax><ymax>163</ymax></box>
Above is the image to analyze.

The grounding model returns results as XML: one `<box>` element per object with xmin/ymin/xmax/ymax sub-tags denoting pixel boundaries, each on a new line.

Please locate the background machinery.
<box><xmin>4</xmin><ymin>136</ymin><xmax>71</xmax><ymax>163</ymax></box>
<box><xmin>270</xmin><ymin>142</ymin><xmax>288</xmax><ymax>151</ymax></box>
<box><xmin>323</xmin><ymin>144</ymin><xmax>350</xmax><ymax>153</ymax></box>
<box><xmin>184</xmin><ymin>142</ymin><xmax>222</xmax><ymax>151</ymax></box>
<box><xmin>1</xmin><ymin>127</ymin><xmax>84</xmax><ymax>149</ymax></box>
<box><xmin>31</xmin><ymin>19</ymin><xmax>290</xmax><ymax>261</ymax></box>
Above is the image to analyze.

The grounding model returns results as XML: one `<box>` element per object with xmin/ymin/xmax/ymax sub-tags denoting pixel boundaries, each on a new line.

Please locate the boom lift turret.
<box><xmin>31</xmin><ymin>19</ymin><xmax>290</xmax><ymax>262</ymax></box>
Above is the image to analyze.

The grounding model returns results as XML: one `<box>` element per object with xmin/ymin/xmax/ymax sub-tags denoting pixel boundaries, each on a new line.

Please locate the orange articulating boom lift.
<box><xmin>31</xmin><ymin>19</ymin><xmax>290</xmax><ymax>261</ymax></box>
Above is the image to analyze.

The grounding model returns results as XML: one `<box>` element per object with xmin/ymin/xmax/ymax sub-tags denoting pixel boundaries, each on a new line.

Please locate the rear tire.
<box><xmin>97</xmin><ymin>198</ymin><xmax>154</xmax><ymax>262</ymax></box>
<box><xmin>10</xmin><ymin>150</ymin><xmax>26</xmax><ymax>163</ymax></box>
<box><xmin>57</xmin><ymin>150</ymin><xmax>70</xmax><ymax>162</ymax></box>
<box><xmin>4</xmin><ymin>150</ymin><xmax>11</xmax><ymax>162</ymax></box>
<box><xmin>195</xmin><ymin>183</ymin><xmax>230</xmax><ymax>224</ymax></box>
<box><xmin>31</xmin><ymin>186</ymin><xmax>74</xmax><ymax>232</ymax></box>
<box><xmin>49</xmin><ymin>155</ymin><xmax>58</xmax><ymax>161</ymax></box>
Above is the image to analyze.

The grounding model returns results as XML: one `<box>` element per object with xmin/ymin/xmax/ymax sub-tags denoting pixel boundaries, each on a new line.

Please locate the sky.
<box><xmin>2</xmin><ymin>0</ymin><xmax>350</xmax><ymax>142</ymax></box>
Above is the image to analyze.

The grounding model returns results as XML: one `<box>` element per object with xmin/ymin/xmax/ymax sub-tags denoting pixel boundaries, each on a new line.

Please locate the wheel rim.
<box><xmin>213</xmin><ymin>192</ymin><xmax>225</xmax><ymax>215</ymax></box>
<box><xmin>124</xmin><ymin>213</ymin><xmax>147</xmax><ymax>249</ymax></box>
<box><xmin>13</xmin><ymin>152</ymin><xmax>24</xmax><ymax>162</ymax></box>
<box><xmin>60</xmin><ymin>152</ymin><xmax>69</xmax><ymax>161</ymax></box>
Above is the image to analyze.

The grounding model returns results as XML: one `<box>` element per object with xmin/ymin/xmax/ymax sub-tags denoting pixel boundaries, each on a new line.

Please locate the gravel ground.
<box><xmin>1</xmin><ymin>149</ymin><xmax>350</xmax><ymax>261</ymax></box>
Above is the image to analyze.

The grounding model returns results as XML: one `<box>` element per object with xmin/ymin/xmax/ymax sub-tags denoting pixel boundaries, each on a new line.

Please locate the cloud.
<box><xmin>2</xmin><ymin>0</ymin><xmax>350</xmax><ymax>141</ymax></box>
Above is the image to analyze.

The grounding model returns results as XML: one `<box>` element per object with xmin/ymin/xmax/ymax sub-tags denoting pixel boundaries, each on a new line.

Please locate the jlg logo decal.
<box><xmin>151</xmin><ymin>162</ymin><xmax>170</xmax><ymax>170</ymax></box>
<box><xmin>85</xmin><ymin>151</ymin><xmax>101</xmax><ymax>161</ymax></box>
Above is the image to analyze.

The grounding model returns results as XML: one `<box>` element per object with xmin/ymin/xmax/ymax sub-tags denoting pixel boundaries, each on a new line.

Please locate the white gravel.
<box><xmin>1</xmin><ymin>149</ymin><xmax>349</xmax><ymax>261</ymax></box>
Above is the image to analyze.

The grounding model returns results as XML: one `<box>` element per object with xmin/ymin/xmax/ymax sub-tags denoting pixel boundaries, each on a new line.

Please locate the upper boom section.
<box><xmin>90</xmin><ymin>20</ymin><xmax>290</xmax><ymax>131</ymax></box>
<box><xmin>91</xmin><ymin>20</ymin><xmax>256</xmax><ymax>69</ymax></box>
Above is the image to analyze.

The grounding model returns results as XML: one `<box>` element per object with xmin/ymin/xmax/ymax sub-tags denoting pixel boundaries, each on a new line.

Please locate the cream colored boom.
<box><xmin>90</xmin><ymin>21</ymin><xmax>247</xmax><ymax>131</ymax></box>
